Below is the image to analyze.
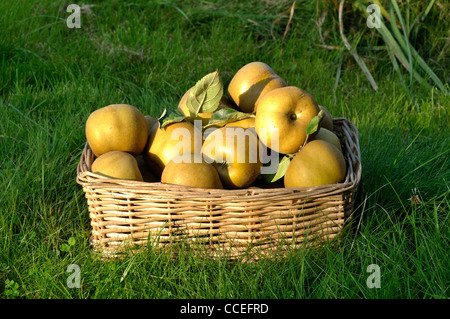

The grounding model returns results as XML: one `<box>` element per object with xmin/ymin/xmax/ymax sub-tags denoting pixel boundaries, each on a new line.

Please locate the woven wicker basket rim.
<box><xmin>77</xmin><ymin>117</ymin><xmax>361</xmax><ymax>194</ymax></box>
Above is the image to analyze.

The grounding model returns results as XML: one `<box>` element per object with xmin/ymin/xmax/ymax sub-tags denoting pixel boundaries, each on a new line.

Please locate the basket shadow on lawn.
<box><xmin>336</xmin><ymin>114</ymin><xmax>450</xmax><ymax>256</ymax></box>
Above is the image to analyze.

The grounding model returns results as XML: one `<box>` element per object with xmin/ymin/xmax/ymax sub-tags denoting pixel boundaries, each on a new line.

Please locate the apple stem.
<box><xmin>284</xmin><ymin>153</ymin><xmax>296</xmax><ymax>160</ymax></box>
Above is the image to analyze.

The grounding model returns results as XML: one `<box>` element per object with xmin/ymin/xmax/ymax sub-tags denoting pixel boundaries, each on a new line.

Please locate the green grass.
<box><xmin>0</xmin><ymin>0</ymin><xmax>448</xmax><ymax>299</ymax></box>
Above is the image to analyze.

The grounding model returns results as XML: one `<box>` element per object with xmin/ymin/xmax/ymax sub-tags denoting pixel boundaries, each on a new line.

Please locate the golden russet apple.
<box><xmin>91</xmin><ymin>151</ymin><xmax>143</xmax><ymax>181</ymax></box>
<box><xmin>255</xmin><ymin>86</ymin><xmax>320</xmax><ymax>155</ymax></box>
<box><xmin>319</xmin><ymin>105</ymin><xmax>334</xmax><ymax>132</ymax></box>
<box><xmin>228</xmin><ymin>62</ymin><xmax>286</xmax><ymax>114</ymax></box>
<box><xmin>284</xmin><ymin>140</ymin><xmax>346</xmax><ymax>188</ymax></box>
<box><xmin>136</xmin><ymin>154</ymin><xmax>160</xmax><ymax>183</ymax></box>
<box><xmin>224</xmin><ymin>117</ymin><xmax>255</xmax><ymax>129</ymax></box>
<box><xmin>144</xmin><ymin>115</ymin><xmax>159</xmax><ymax>133</ymax></box>
<box><xmin>144</xmin><ymin>120</ymin><xmax>202</xmax><ymax>173</ymax></box>
<box><xmin>161</xmin><ymin>153</ymin><xmax>223</xmax><ymax>189</ymax></box>
<box><xmin>202</xmin><ymin>126</ymin><xmax>262</xmax><ymax>189</ymax></box>
<box><xmin>311</xmin><ymin>127</ymin><xmax>342</xmax><ymax>153</ymax></box>
<box><xmin>85</xmin><ymin>104</ymin><xmax>148</xmax><ymax>157</ymax></box>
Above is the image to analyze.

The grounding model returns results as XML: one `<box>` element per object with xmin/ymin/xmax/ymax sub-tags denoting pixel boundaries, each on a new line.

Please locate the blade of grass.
<box><xmin>405</xmin><ymin>0</ymin><xmax>410</xmax><ymax>35</ymax></box>
<box><xmin>333</xmin><ymin>50</ymin><xmax>344</xmax><ymax>92</ymax></box>
<box><xmin>385</xmin><ymin>39</ymin><xmax>407</xmax><ymax>92</ymax></box>
<box><xmin>392</xmin><ymin>127</ymin><xmax>425</xmax><ymax>166</ymax></box>
<box><xmin>7</xmin><ymin>102</ymin><xmax>51</xmax><ymax>137</ymax></box>
<box><xmin>385</xmin><ymin>177</ymin><xmax>420</xmax><ymax>260</ymax></box>
<box><xmin>409</xmin><ymin>0</ymin><xmax>436</xmax><ymax>36</ymax></box>
<box><xmin>339</xmin><ymin>0</ymin><xmax>378</xmax><ymax>91</ymax></box>
<box><xmin>390</xmin><ymin>1</ymin><xmax>414</xmax><ymax>102</ymax></box>
<box><xmin>383</xmin><ymin>1</ymin><xmax>449</xmax><ymax>94</ymax></box>
<box><xmin>356</xmin><ymin>4</ymin><xmax>432</xmax><ymax>91</ymax></box>
<box><xmin>369</xmin><ymin>0</ymin><xmax>390</xmax><ymax>22</ymax></box>
<box><xmin>355</xmin><ymin>1</ymin><xmax>447</xmax><ymax>94</ymax></box>
<box><xmin>395</xmin><ymin>29</ymin><xmax>448</xmax><ymax>95</ymax></box>
<box><xmin>172</xmin><ymin>5</ymin><xmax>195</xmax><ymax>27</ymax></box>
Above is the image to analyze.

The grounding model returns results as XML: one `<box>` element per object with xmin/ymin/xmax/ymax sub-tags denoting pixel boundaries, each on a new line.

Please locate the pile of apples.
<box><xmin>85</xmin><ymin>62</ymin><xmax>346</xmax><ymax>190</ymax></box>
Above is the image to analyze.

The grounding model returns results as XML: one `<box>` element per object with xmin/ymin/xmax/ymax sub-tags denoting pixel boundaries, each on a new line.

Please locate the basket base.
<box><xmin>88</xmin><ymin>223</ymin><xmax>346</xmax><ymax>262</ymax></box>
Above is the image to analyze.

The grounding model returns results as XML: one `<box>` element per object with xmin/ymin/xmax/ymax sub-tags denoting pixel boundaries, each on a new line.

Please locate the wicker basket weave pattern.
<box><xmin>77</xmin><ymin>118</ymin><xmax>361</xmax><ymax>259</ymax></box>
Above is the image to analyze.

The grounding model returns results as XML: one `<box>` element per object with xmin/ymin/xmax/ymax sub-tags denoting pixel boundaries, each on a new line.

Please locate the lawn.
<box><xmin>0</xmin><ymin>0</ymin><xmax>448</xmax><ymax>300</ymax></box>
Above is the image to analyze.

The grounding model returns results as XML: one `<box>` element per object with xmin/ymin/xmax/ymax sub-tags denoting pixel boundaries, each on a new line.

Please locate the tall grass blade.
<box><xmin>377</xmin><ymin>1</ymin><xmax>449</xmax><ymax>94</ymax></box>
<box><xmin>389</xmin><ymin>1</ymin><xmax>414</xmax><ymax>102</ymax></box>
<box><xmin>353</xmin><ymin>1</ymin><xmax>448</xmax><ymax>95</ymax></box>
<box><xmin>7</xmin><ymin>102</ymin><xmax>50</xmax><ymax>136</ymax></box>
<box><xmin>409</xmin><ymin>0</ymin><xmax>436</xmax><ymax>35</ymax></box>
<box><xmin>339</xmin><ymin>0</ymin><xmax>378</xmax><ymax>91</ymax></box>
<box><xmin>385</xmin><ymin>39</ymin><xmax>408</xmax><ymax>92</ymax></box>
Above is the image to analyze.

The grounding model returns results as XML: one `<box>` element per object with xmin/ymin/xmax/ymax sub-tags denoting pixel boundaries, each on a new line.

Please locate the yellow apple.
<box><xmin>228</xmin><ymin>61</ymin><xmax>287</xmax><ymax>114</ymax></box>
<box><xmin>91</xmin><ymin>151</ymin><xmax>143</xmax><ymax>181</ymax></box>
<box><xmin>224</xmin><ymin>116</ymin><xmax>255</xmax><ymax>129</ymax></box>
<box><xmin>136</xmin><ymin>155</ymin><xmax>160</xmax><ymax>183</ymax></box>
<box><xmin>144</xmin><ymin>120</ymin><xmax>202</xmax><ymax>173</ymax></box>
<box><xmin>144</xmin><ymin>115</ymin><xmax>159</xmax><ymax>133</ymax></box>
<box><xmin>85</xmin><ymin>104</ymin><xmax>148</xmax><ymax>157</ymax></box>
<box><xmin>202</xmin><ymin>126</ymin><xmax>262</xmax><ymax>189</ymax></box>
<box><xmin>223</xmin><ymin>117</ymin><xmax>278</xmax><ymax>172</ymax></box>
<box><xmin>311</xmin><ymin>127</ymin><xmax>342</xmax><ymax>153</ymax></box>
<box><xmin>284</xmin><ymin>140</ymin><xmax>346</xmax><ymax>188</ymax></box>
<box><xmin>319</xmin><ymin>105</ymin><xmax>334</xmax><ymax>132</ymax></box>
<box><xmin>161</xmin><ymin>153</ymin><xmax>223</xmax><ymax>189</ymax></box>
<box><xmin>255</xmin><ymin>86</ymin><xmax>320</xmax><ymax>155</ymax></box>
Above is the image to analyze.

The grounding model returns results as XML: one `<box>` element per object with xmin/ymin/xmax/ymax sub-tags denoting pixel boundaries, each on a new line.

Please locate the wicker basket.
<box><xmin>76</xmin><ymin>117</ymin><xmax>361</xmax><ymax>260</ymax></box>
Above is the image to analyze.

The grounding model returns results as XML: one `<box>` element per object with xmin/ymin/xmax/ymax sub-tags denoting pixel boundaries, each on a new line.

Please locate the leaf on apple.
<box><xmin>159</xmin><ymin>108</ymin><xmax>185</xmax><ymax>128</ymax></box>
<box><xmin>305</xmin><ymin>109</ymin><xmax>324</xmax><ymax>137</ymax></box>
<box><xmin>186</xmin><ymin>70</ymin><xmax>224</xmax><ymax>117</ymax></box>
<box><xmin>263</xmin><ymin>154</ymin><xmax>291</xmax><ymax>183</ymax></box>
<box><xmin>204</xmin><ymin>108</ymin><xmax>254</xmax><ymax>128</ymax></box>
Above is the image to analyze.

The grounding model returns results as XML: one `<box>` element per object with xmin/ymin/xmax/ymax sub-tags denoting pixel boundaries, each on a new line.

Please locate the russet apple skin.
<box><xmin>311</xmin><ymin>127</ymin><xmax>342</xmax><ymax>153</ymax></box>
<box><xmin>136</xmin><ymin>155</ymin><xmax>160</xmax><ymax>183</ymax></box>
<box><xmin>144</xmin><ymin>121</ymin><xmax>202</xmax><ymax>174</ymax></box>
<box><xmin>284</xmin><ymin>140</ymin><xmax>346</xmax><ymax>188</ymax></box>
<box><xmin>224</xmin><ymin>117</ymin><xmax>255</xmax><ymax>129</ymax></box>
<box><xmin>91</xmin><ymin>151</ymin><xmax>143</xmax><ymax>182</ymax></box>
<box><xmin>228</xmin><ymin>62</ymin><xmax>286</xmax><ymax>114</ymax></box>
<box><xmin>201</xmin><ymin>126</ymin><xmax>262</xmax><ymax>189</ymax></box>
<box><xmin>255</xmin><ymin>86</ymin><xmax>320</xmax><ymax>155</ymax></box>
<box><xmin>86</xmin><ymin>104</ymin><xmax>148</xmax><ymax>157</ymax></box>
<box><xmin>319</xmin><ymin>105</ymin><xmax>334</xmax><ymax>132</ymax></box>
<box><xmin>161</xmin><ymin>153</ymin><xmax>223</xmax><ymax>189</ymax></box>
<box><xmin>144</xmin><ymin>115</ymin><xmax>159</xmax><ymax>133</ymax></box>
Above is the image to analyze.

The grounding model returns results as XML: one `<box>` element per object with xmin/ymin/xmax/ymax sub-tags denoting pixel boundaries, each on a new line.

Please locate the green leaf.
<box><xmin>159</xmin><ymin>108</ymin><xmax>185</xmax><ymax>128</ymax></box>
<box><xmin>306</xmin><ymin>109</ymin><xmax>324</xmax><ymax>137</ymax></box>
<box><xmin>186</xmin><ymin>70</ymin><xmax>224</xmax><ymax>116</ymax></box>
<box><xmin>263</xmin><ymin>155</ymin><xmax>291</xmax><ymax>183</ymax></box>
<box><xmin>60</xmin><ymin>244</ymin><xmax>70</xmax><ymax>252</ymax></box>
<box><xmin>338</xmin><ymin>0</ymin><xmax>378</xmax><ymax>91</ymax></box>
<box><xmin>204</xmin><ymin>108</ymin><xmax>254</xmax><ymax>128</ymax></box>
<box><xmin>68</xmin><ymin>237</ymin><xmax>76</xmax><ymax>246</ymax></box>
